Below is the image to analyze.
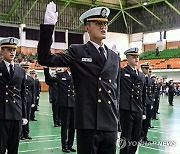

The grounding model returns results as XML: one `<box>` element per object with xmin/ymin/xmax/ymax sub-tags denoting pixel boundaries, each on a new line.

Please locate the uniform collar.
<box><xmin>90</xmin><ymin>41</ymin><xmax>106</xmax><ymax>52</ymax></box>
<box><xmin>3</xmin><ymin>60</ymin><xmax>14</xmax><ymax>67</ymax></box>
<box><xmin>67</xmin><ymin>70</ymin><xmax>71</xmax><ymax>76</ymax></box>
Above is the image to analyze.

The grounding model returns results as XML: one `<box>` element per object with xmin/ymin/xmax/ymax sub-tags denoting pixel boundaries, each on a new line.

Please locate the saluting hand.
<box><xmin>44</xmin><ymin>1</ymin><xmax>58</xmax><ymax>25</ymax></box>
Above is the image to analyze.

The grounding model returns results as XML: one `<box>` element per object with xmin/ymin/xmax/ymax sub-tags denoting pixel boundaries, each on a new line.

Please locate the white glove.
<box><xmin>44</xmin><ymin>1</ymin><xmax>58</xmax><ymax>25</ymax></box>
<box><xmin>22</xmin><ymin>118</ymin><xmax>28</xmax><ymax>125</ymax></box>
<box><xmin>142</xmin><ymin>115</ymin><xmax>146</xmax><ymax>120</ymax></box>
<box><xmin>31</xmin><ymin>104</ymin><xmax>35</xmax><ymax>108</ymax></box>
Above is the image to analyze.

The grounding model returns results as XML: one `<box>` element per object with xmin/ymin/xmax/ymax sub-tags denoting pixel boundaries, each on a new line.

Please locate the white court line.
<box><xmin>19</xmin><ymin>146</ymin><xmax>60</xmax><ymax>153</ymax></box>
<box><xmin>140</xmin><ymin>145</ymin><xmax>165</xmax><ymax>152</ymax></box>
<box><xmin>148</xmin><ymin>129</ymin><xmax>178</xmax><ymax>134</ymax></box>
<box><xmin>20</xmin><ymin>138</ymin><xmax>61</xmax><ymax>144</ymax></box>
<box><xmin>23</xmin><ymin>134</ymin><xmax>59</xmax><ymax>138</ymax></box>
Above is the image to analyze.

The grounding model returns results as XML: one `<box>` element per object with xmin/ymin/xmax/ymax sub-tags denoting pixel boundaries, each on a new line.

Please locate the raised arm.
<box><xmin>37</xmin><ymin>2</ymin><xmax>75</xmax><ymax>67</ymax></box>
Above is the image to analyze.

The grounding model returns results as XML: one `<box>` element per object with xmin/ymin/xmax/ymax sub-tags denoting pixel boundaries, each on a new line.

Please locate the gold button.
<box><xmin>108</xmin><ymin>101</ymin><xmax>111</xmax><ymax>104</ymax></box>
<box><xmin>137</xmin><ymin>91</ymin><xmax>139</xmax><ymax>93</ymax></box>
<box><xmin>69</xmin><ymin>85</ymin><xmax>70</xmax><ymax>87</ymax></box>
<box><xmin>73</xmin><ymin>90</ymin><xmax>74</xmax><ymax>92</ymax></box>
<box><xmin>68</xmin><ymin>94</ymin><xmax>70</xmax><ymax>96</ymax></box>
<box><xmin>132</xmin><ymin>84</ymin><xmax>134</xmax><ymax>86</ymax></box>
<box><xmin>98</xmin><ymin>99</ymin><xmax>101</xmax><ymax>103</ymax></box>
<box><xmin>109</xmin><ymin>79</ymin><xmax>112</xmax><ymax>83</ymax></box>
<box><xmin>137</xmin><ymin>97</ymin><xmax>138</xmax><ymax>99</ymax></box>
<box><xmin>131</xmin><ymin>95</ymin><xmax>133</xmax><ymax>98</ymax></box>
<box><xmin>6</xmin><ymin>99</ymin><xmax>8</xmax><ymax>103</ymax></box>
<box><xmin>73</xmin><ymin>95</ymin><xmax>74</xmax><ymax>97</ymax></box>
<box><xmin>150</xmin><ymin>90</ymin><xmax>151</xmax><ymax>93</ymax></box>
<box><xmin>6</xmin><ymin>85</ymin><xmax>8</xmax><ymax>88</ymax></box>
<box><xmin>14</xmin><ymin>87</ymin><xmax>16</xmax><ymax>90</ymax></box>
<box><xmin>132</xmin><ymin>89</ymin><xmax>134</xmax><ymax>92</ymax></box>
<box><xmin>13</xmin><ymin>94</ymin><xmax>15</xmax><ymax>96</ymax></box>
<box><xmin>68</xmin><ymin>90</ymin><xmax>70</xmax><ymax>92</ymax></box>
<box><xmin>108</xmin><ymin>90</ymin><xmax>111</xmax><ymax>93</ymax></box>
<box><xmin>6</xmin><ymin>92</ymin><xmax>8</xmax><ymax>95</ymax></box>
<box><xmin>99</xmin><ymin>77</ymin><xmax>101</xmax><ymax>80</ymax></box>
<box><xmin>99</xmin><ymin>88</ymin><xmax>102</xmax><ymax>92</ymax></box>
<box><xmin>13</xmin><ymin>100</ymin><xmax>15</xmax><ymax>103</ymax></box>
<box><xmin>26</xmin><ymin>92</ymin><xmax>28</xmax><ymax>94</ymax></box>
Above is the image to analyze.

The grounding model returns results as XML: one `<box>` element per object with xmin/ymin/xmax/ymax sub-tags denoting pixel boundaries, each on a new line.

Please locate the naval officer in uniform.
<box><xmin>119</xmin><ymin>48</ymin><xmax>146</xmax><ymax>154</ymax></box>
<box><xmin>20</xmin><ymin>62</ymin><xmax>35</xmax><ymax>140</ymax></box>
<box><xmin>38</xmin><ymin>2</ymin><xmax>120</xmax><ymax>154</ymax></box>
<box><xmin>0</xmin><ymin>37</ymin><xmax>28</xmax><ymax>154</ymax></box>
<box><xmin>140</xmin><ymin>62</ymin><xmax>153</xmax><ymax>142</ymax></box>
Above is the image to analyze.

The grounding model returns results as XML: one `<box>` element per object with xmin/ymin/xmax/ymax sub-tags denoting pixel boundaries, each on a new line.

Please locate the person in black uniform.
<box><xmin>151</xmin><ymin>75</ymin><xmax>161</xmax><ymax>120</ymax></box>
<box><xmin>119</xmin><ymin>48</ymin><xmax>146</xmax><ymax>154</ymax></box>
<box><xmin>140</xmin><ymin>62</ymin><xmax>153</xmax><ymax>143</ymax></box>
<box><xmin>34</xmin><ymin>72</ymin><xmax>41</xmax><ymax>111</ymax></box>
<box><xmin>56</xmin><ymin>68</ymin><xmax>76</xmax><ymax>152</ymax></box>
<box><xmin>44</xmin><ymin>67</ymin><xmax>61</xmax><ymax>127</ymax></box>
<box><xmin>29</xmin><ymin>69</ymin><xmax>38</xmax><ymax>121</ymax></box>
<box><xmin>167</xmin><ymin>79</ymin><xmax>175</xmax><ymax>106</ymax></box>
<box><xmin>0</xmin><ymin>37</ymin><xmax>28</xmax><ymax>154</ymax></box>
<box><xmin>38</xmin><ymin>2</ymin><xmax>120</xmax><ymax>154</ymax></box>
<box><xmin>20</xmin><ymin>63</ymin><xmax>35</xmax><ymax>140</ymax></box>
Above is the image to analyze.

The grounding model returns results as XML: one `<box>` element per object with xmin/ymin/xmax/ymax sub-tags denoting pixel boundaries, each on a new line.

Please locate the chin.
<box><xmin>101</xmin><ymin>36</ymin><xmax>106</xmax><ymax>40</ymax></box>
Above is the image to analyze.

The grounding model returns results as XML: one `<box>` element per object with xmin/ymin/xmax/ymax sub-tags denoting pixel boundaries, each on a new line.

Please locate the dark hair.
<box><xmin>84</xmin><ymin>21</ymin><xmax>91</xmax><ymax>26</ymax></box>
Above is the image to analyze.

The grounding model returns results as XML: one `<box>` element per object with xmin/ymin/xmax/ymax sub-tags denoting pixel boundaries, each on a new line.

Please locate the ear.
<box><xmin>1</xmin><ymin>48</ymin><xmax>4</xmax><ymax>54</ymax></box>
<box><xmin>84</xmin><ymin>25</ymin><xmax>90</xmax><ymax>33</ymax></box>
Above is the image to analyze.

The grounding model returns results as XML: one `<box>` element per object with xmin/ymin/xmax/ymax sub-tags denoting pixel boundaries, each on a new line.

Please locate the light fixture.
<box><xmin>143</xmin><ymin>2</ymin><xmax>148</xmax><ymax>5</ymax></box>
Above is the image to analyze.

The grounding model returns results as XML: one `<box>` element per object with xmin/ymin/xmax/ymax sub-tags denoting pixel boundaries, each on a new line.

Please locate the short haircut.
<box><xmin>84</xmin><ymin>21</ymin><xmax>91</xmax><ymax>26</ymax></box>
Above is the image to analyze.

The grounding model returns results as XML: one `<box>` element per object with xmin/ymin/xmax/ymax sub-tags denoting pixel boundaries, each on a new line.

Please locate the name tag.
<box><xmin>62</xmin><ymin>78</ymin><xmax>66</xmax><ymax>80</ymax></box>
<box><xmin>82</xmin><ymin>58</ymin><xmax>92</xmax><ymax>62</ymax></box>
<box><xmin>0</xmin><ymin>73</ymin><xmax>2</xmax><ymax>76</ymax></box>
<box><xmin>125</xmin><ymin>73</ymin><xmax>130</xmax><ymax>77</ymax></box>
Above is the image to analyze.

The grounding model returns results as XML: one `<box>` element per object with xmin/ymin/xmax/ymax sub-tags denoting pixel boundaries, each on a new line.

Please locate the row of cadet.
<box><xmin>0</xmin><ymin>29</ymin><xmax>177</xmax><ymax>154</ymax></box>
<box><xmin>20</xmin><ymin>62</ymin><xmax>41</xmax><ymax>140</ymax></box>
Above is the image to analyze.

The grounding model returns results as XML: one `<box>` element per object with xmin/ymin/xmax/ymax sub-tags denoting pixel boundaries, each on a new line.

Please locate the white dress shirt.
<box><xmin>3</xmin><ymin>60</ymin><xmax>14</xmax><ymax>74</ymax></box>
<box><xmin>90</xmin><ymin>41</ymin><xmax>107</xmax><ymax>59</ymax></box>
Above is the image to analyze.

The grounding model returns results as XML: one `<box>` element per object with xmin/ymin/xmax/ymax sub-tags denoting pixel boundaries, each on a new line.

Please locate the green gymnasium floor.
<box><xmin>19</xmin><ymin>92</ymin><xmax>180</xmax><ymax>154</ymax></box>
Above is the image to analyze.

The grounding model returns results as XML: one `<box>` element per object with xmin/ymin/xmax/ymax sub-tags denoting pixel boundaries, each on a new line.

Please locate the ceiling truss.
<box><xmin>0</xmin><ymin>0</ymin><xmax>179</xmax><ymax>32</ymax></box>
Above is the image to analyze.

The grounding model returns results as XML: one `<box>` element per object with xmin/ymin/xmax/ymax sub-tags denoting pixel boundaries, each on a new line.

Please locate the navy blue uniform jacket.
<box><xmin>0</xmin><ymin>61</ymin><xmax>26</xmax><ymax>120</ymax></box>
<box><xmin>38</xmin><ymin>25</ymin><xmax>121</xmax><ymax>131</ymax></box>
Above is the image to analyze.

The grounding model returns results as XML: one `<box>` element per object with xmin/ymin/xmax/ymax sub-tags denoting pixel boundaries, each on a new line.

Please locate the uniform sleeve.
<box><xmin>21</xmin><ymin>70</ymin><xmax>27</xmax><ymax>119</ymax></box>
<box><xmin>44</xmin><ymin>67</ymin><xmax>57</xmax><ymax>84</ymax></box>
<box><xmin>142</xmin><ymin>77</ymin><xmax>147</xmax><ymax>115</ymax></box>
<box><xmin>117</xmin><ymin>67</ymin><xmax>121</xmax><ymax>132</ymax></box>
<box><xmin>38</xmin><ymin>24</ymin><xmax>76</xmax><ymax>67</ymax></box>
<box><xmin>32</xmin><ymin>79</ymin><xmax>35</xmax><ymax>105</ymax></box>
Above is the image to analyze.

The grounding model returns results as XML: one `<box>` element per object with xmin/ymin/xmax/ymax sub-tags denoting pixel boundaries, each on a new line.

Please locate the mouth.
<box><xmin>10</xmin><ymin>55</ymin><xmax>14</xmax><ymax>58</ymax></box>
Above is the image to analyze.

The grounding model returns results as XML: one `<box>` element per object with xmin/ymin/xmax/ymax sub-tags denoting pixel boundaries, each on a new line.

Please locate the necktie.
<box><xmin>134</xmin><ymin>69</ymin><xmax>138</xmax><ymax>77</ymax></box>
<box><xmin>99</xmin><ymin>47</ymin><xmax>106</xmax><ymax>64</ymax></box>
<box><xmin>9</xmin><ymin>64</ymin><xmax>14</xmax><ymax>77</ymax></box>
